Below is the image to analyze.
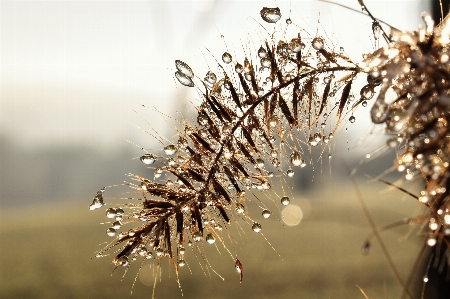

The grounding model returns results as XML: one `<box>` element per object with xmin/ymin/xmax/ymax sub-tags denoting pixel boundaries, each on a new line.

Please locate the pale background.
<box><xmin>0</xmin><ymin>1</ymin><xmax>432</xmax><ymax>298</ymax></box>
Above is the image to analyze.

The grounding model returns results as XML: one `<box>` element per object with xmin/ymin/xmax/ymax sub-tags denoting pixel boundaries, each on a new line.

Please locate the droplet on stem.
<box><xmin>260</xmin><ymin>7</ymin><xmax>281</xmax><ymax>23</ymax></box>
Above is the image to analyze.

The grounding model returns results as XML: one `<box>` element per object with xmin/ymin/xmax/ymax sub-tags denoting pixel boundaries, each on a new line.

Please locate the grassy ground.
<box><xmin>0</xmin><ymin>180</ymin><xmax>424</xmax><ymax>299</ymax></box>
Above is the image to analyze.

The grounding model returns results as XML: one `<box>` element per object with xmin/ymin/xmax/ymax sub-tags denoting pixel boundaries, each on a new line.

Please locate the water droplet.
<box><xmin>260</xmin><ymin>7</ymin><xmax>281</xmax><ymax>23</ymax></box>
<box><xmin>258</xmin><ymin>46</ymin><xmax>267</xmax><ymax>58</ymax></box>
<box><xmin>262</xmin><ymin>209</ymin><xmax>271</xmax><ymax>218</ymax></box>
<box><xmin>114</xmin><ymin>256</ymin><xmax>129</xmax><ymax>267</ymax></box>
<box><xmin>236</xmin><ymin>203</ymin><xmax>245</xmax><ymax>214</ymax></box>
<box><xmin>206</xmin><ymin>234</ymin><xmax>215</xmax><ymax>244</ymax></box>
<box><xmin>269</xmin><ymin>116</ymin><xmax>278</xmax><ymax>127</ymax></box>
<box><xmin>175</xmin><ymin>71</ymin><xmax>194</xmax><ymax>87</ymax></box>
<box><xmin>314</xmin><ymin>133</ymin><xmax>322</xmax><ymax>142</ymax></box>
<box><xmin>267</xmin><ymin>171</ymin><xmax>274</xmax><ymax>178</ymax></box>
<box><xmin>291</xmin><ymin>151</ymin><xmax>302</xmax><ymax>166</ymax></box>
<box><xmin>140</xmin><ymin>153</ymin><xmax>157</xmax><ymax>165</ymax></box>
<box><xmin>235</xmin><ymin>65</ymin><xmax>246</xmax><ymax>76</ymax></box>
<box><xmin>281</xmin><ymin>196</ymin><xmax>290</xmax><ymax>205</ymax></box>
<box><xmin>193</xmin><ymin>231</ymin><xmax>202</xmax><ymax>242</ymax></box>
<box><xmin>360</xmin><ymin>84</ymin><xmax>374</xmax><ymax>100</ymax></box>
<box><xmin>89</xmin><ymin>189</ymin><xmax>105</xmax><ymax>210</ymax></box>
<box><xmin>252</xmin><ymin>222</ymin><xmax>262</xmax><ymax>232</ymax></box>
<box><xmin>340</xmin><ymin>46</ymin><xmax>344</xmax><ymax>53</ymax></box>
<box><xmin>286</xmin><ymin>18</ymin><xmax>292</xmax><ymax>25</ymax></box>
<box><xmin>164</xmin><ymin>144</ymin><xmax>177</xmax><ymax>155</ymax></box>
<box><xmin>260</xmin><ymin>57</ymin><xmax>271</xmax><ymax>68</ymax></box>
<box><xmin>139</xmin><ymin>247</ymin><xmax>148</xmax><ymax>256</ymax></box>
<box><xmin>370</xmin><ymin>99</ymin><xmax>390</xmax><ymax>124</ymax></box>
<box><xmin>312</xmin><ymin>37</ymin><xmax>324</xmax><ymax>50</ymax></box>
<box><xmin>204</xmin><ymin>71</ymin><xmax>217</xmax><ymax>85</ymax></box>
<box><xmin>362</xmin><ymin>100</ymin><xmax>368</xmax><ymax>107</ymax></box>
<box><xmin>349</xmin><ymin>116</ymin><xmax>356</xmax><ymax>123</ymax></box>
<box><xmin>179</xmin><ymin>247</ymin><xmax>186</xmax><ymax>255</ymax></box>
<box><xmin>308</xmin><ymin>136</ymin><xmax>318</xmax><ymax>147</ymax></box>
<box><xmin>112</xmin><ymin>220</ymin><xmax>122</xmax><ymax>229</ymax></box>
<box><xmin>256</xmin><ymin>158</ymin><xmax>265</xmax><ymax>168</ymax></box>
<box><xmin>289</xmin><ymin>38</ymin><xmax>302</xmax><ymax>53</ymax></box>
<box><xmin>178</xmin><ymin>260</ymin><xmax>186</xmax><ymax>267</ymax></box>
<box><xmin>106</xmin><ymin>208</ymin><xmax>117</xmax><ymax>219</ymax></box>
<box><xmin>107</xmin><ymin>227</ymin><xmax>116</xmax><ymax>237</ymax></box>
<box><xmin>222</xmin><ymin>52</ymin><xmax>232</xmax><ymax>64</ymax></box>
<box><xmin>287</xmin><ymin>169</ymin><xmax>294</xmax><ymax>177</ymax></box>
<box><xmin>175</xmin><ymin>60</ymin><xmax>194</xmax><ymax>78</ymax></box>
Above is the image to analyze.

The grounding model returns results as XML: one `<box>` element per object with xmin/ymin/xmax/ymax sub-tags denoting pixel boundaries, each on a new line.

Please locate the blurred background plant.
<box><xmin>0</xmin><ymin>1</ymin><xmax>447</xmax><ymax>299</ymax></box>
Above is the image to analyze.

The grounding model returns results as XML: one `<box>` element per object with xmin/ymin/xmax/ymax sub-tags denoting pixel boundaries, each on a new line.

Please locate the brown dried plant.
<box><xmin>89</xmin><ymin>1</ymin><xmax>450</xmax><ymax>298</ymax></box>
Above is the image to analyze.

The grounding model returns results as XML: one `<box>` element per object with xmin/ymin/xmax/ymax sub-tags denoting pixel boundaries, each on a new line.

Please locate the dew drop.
<box><xmin>269</xmin><ymin>116</ymin><xmax>278</xmax><ymax>127</ymax></box>
<box><xmin>114</xmin><ymin>256</ymin><xmax>129</xmax><ymax>267</ymax></box>
<box><xmin>258</xmin><ymin>46</ymin><xmax>267</xmax><ymax>58</ymax></box>
<box><xmin>260</xmin><ymin>57</ymin><xmax>271</xmax><ymax>68</ymax></box>
<box><xmin>175</xmin><ymin>71</ymin><xmax>194</xmax><ymax>87</ymax></box>
<box><xmin>140</xmin><ymin>153</ymin><xmax>157</xmax><ymax>165</ymax></box>
<box><xmin>106</xmin><ymin>208</ymin><xmax>117</xmax><ymax>219</ymax></box>
<box><xmin>89</xmin><ymin>189</ymin><xmax>105</xmax><ymax>210</ymax></box>
<box><xmin>289</xmin><ymin>38</ymin><xmax>302</xmax><ymax>53</ymax></box>
<box><xmin>179</xmin><ymin>247</ymin><xmax>186</xmax><ymax>255</ymax></box>
<box><xmin>222</xmin><ymin>52</ymin><xmax>232</xmax><ymax>64</ymax></box>
<box><xmin>312</xmin><ymin>37</ymin><xmax>324</xmax><ymax>50</ymax></box>
<box><xmin>204</xmin><ymin>71</ymin><xmax>217</xmax><ymax>84</ymax></box>
<box><xmin>362</xmin><ymin>100</ymin><xmax>368</xmax><ymax>107</ymax></box>
<box><xmin>360</xmin><ymin>84</ymin><xmax>374</xmax><ymax>100</ymax></box>
<box><xmin>164</xmin><ymin>144</ymin><xmax>177</xmax><ymax>155</ymax></box>
<box><xmin>291</xmin><ymin>151</ymin><xmax>302</xmax><ymax>166</ymax></box>
<box><xmin>112</xmin><ymin>221</ymin><xmax>122</xmax><ymax>229</ymax></box>
<box><xmin>193</xmin><ymin>231</ymin><xmax>202</xmax><ymax>242</ymax></box>
<box><xmin>206</xmin><ymin>234</ymin><xmax>215</xmax><ymax>244</ymax></box>
<box><xmin>281</xmin><ymin>196</ymin><xmax>290</xmax><ymax>206</ymax></box>
<box><xmin>235</xmin><ymin>63</ymin><xmax>243</xmax><ymax>73</ymax></box>
<box><xmin>349</xmin><ymin>116</ymin><xmax>356</xmax><ymax>123</ymax></box>
<box><xmin>106</xmin><ymin>227</ymin><xmax>116</xmax><ymax>237</ymax></box>
<box><xmin>256</xmin><ymin>158</ymin><xmax>265</xmax><ymax>168</ymax></box>
<box><xmin>175</xmin><ymin>60</ymin><xmax>194</xmax><ymax>78</ymax></box>
<box><xmin>260</xmin><ymin>7</ymin><xmax>281</xmax><ymax>23</ymax></box>
<box><xmin>287</xmin><ymin>169</ymin><xmax>294</xmax><ymax>177</ymax></box>
<box><xmin>178</xmin><ymin>260</ymin><xmax>186</xmax><ymax>267</ymax></box>
<box><xmin>252</xmin><ymin>222</ymin><xmax>262</xmax><ymax>232</ymax></box>
<box><xmin>270</xmin><ymin>150</ymin><xmax>278</xmax><ymax>158</ymax></box>
<box><xmin>262</xmin><ymin>209</ymin><xmax>271</xmax><ymax>218</ymax></box>
<box><xmin>236</xmin><ymin>203</ymin><xmax>245</xmax><ymax>214</ymax></box>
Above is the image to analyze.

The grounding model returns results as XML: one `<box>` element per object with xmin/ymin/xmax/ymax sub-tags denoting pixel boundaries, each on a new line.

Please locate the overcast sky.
<box><xmin>1</xmin><ymin>0</ymin><xmax>428</xmax><ymax>152</ymax></box>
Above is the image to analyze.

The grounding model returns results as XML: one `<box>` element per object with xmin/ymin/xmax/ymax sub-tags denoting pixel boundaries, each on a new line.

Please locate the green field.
<box><xmin>0</xmin><ymin>181</ymin><xmax>425</xmax><ymax>299</ymax></box>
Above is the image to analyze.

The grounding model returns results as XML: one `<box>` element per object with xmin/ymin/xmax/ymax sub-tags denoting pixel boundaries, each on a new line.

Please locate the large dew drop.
<box><xmin>140</xmin><ymin>153</ymin><xmax>157</xmax><ymax>165</ymax></box>
<box><xmin>252</xmin><ymin>222</ymin><xmax>262</xmax><ymax>232</ymax></box>
<box><xmin>175</xmin><ymin>71</ymin><xmax>194</xmax><ymax>87</ymax></box>
<box><xmin>260</xmin><ymin>7</ymin><xmax>281</xmax><ymax>23</ymax></box>
<box><xmin>312</xmin><ymin>37</ymin><xmax>324</xmax><ymax>50</ymax></box>
<box><xmin>89</xmin><ymin>189</ymin><xmax>105</xmax><ymax>210</ymax></box>
<box><xmin>291</xmin><ymin>151</ymin><xmax>302</xmax><ymax>166</ymax></box>
<box><xmin>164</xmin><ymin>144</ymin><xmax>177</xmax><ymax>155</ymax></box>
<box><xmin>281</xmin><ymin>196</ymin><xmax>290</xmax><ymax>206</ymax></box>
<box><xmin>175</xmin><ymin>60</ymin><xmax>194</xmax><ymax>78</ymax></box>
<box><xmin>222</xmin><ymin>52</ymin><xmax>232</xmax><ymax>64</ymax></box>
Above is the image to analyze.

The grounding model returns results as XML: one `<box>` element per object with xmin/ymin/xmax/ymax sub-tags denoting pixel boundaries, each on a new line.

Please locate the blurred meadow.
<box><xmin>0</xmin><ymin>1</ymin><xmax>433</xmax><ymax>298</ymax></box>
